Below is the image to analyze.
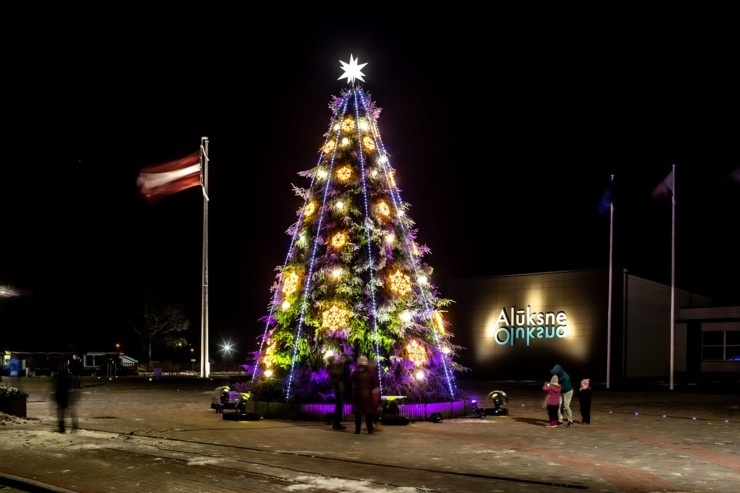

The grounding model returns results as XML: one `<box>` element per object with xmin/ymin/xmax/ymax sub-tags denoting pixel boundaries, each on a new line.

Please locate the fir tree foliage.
<box><xmin>252</xmin><ymin>74</ymin><xmax>467</xmax><ymax>403</ymax></box>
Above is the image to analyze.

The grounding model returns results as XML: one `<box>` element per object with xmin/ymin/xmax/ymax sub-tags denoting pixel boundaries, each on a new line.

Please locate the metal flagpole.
<box><xmin>200</xmin><ymin>137</ymin><xmax>210</xmax><ymax>378</ymax></box>
<box><xmin>606</xmin><ymin>174</ymin><xmax>614</xmax><ymax>390</ymax></box>
<box><xmin>669</xmin><ymin>164</ymin><xmax>676</xmax><ymax>390</ymax></box>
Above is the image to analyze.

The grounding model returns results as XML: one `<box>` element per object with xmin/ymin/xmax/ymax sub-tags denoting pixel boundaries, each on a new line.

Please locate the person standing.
<box><xmin>543</xmin><ymin>375</ymin><xmax>561</xmax><ymax>427</ymax></box>
<box><xmin>578</xmin><ymin>378</ymin><xmax>593</xmax><ymax>424</ymax></box>
<box><xmin>326</xmin><ymin>354</ymin><xmax>348</xmax><ymax>430</ymax></box>
<box><xmin>349</xmin><ymin>355</ymin><xmax>379</xmax><ymax>435</ymax></box>
<box><xmin>550</xmin><ymin>364</ymin><xmax>574</xmax><ymax>426</ymax></box>
<box><xmin>53</xmin><ymin>369</ymin><xmax>77</xmax><ymax>433</ymax></box>
<box><xmin>69</xmin><ymin>354</ymin><xmax>83</xmax><ymax>389</ymax></box>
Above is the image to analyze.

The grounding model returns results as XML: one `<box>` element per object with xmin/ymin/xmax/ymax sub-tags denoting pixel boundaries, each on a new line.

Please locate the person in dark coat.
<box><xmin>349</xmin><ymin>355</ymin><xmax>379</xmax><ymax>434</ymax></box>
<box><xmin>326</xmin><ymin>354</ymin><xmax>349</xmax><ymax>430</ymax></box>
<box><xmin>68</xmin><ymin>354</ymin><xmax>83</xmax><ymax>389</ymax></box>
<box><xmin>53</xmin><ymin>370</ymin><xmax>77</xmax><ymax>433</ymax></box>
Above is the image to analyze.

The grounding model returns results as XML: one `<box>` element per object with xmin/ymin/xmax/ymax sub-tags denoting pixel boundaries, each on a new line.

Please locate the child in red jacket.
<box><xmin>543</xmin><ymin>375</ymin><xmax>561</xmax><ymax>427</ymax></box>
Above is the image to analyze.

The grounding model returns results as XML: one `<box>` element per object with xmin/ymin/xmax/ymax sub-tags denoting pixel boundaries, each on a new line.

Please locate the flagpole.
<box><xmin>200</xmin><ymin>137</ymin><xmax>210</xmax><ymax>379</ymax></box>
<box><xmin>606</xmin><ymin>174</ymin><xmax>614</xmax><ymax>389</ymax></box>
<box><xmin>669</xmin><ymin>164</ymin><xmax>676</xmax><ymax>390</ymax></box>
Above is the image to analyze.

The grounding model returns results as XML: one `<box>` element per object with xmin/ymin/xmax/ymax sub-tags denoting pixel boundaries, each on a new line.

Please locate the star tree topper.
<box><xmin>338</xmin><ymin>54</ymin><xmax>367</xmax><ymax>86</ymax></box>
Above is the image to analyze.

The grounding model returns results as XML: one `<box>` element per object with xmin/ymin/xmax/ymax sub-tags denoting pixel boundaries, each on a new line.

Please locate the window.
<box><xmin>702</xmin><ymin>330</ymin><xmax>740</xmax><ymax>361</ymax></box>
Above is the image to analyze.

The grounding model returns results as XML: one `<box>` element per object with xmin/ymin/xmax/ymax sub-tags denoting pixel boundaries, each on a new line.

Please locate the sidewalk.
<box><xmin>1</xmin><ymin>376</ymin><xmax>738</xmax><ymax>492</ymax></box>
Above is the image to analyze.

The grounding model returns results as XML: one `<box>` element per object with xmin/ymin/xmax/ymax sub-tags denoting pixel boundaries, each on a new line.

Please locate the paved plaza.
<box><xmin>0</xmin><ymin>376</ymin><xmax>738</xmax><ymax>492</ymax></box>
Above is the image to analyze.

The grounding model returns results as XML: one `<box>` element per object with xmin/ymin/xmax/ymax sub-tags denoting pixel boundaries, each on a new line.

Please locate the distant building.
<box><xmin>1</xmin><ymin>351</ymin><xmax>139</xmax><ymax>378</ymax></box>
<box><xmin>447</xmin><ymin>268</ymin><xmax>740</xmax><ymax>387</ymax></box>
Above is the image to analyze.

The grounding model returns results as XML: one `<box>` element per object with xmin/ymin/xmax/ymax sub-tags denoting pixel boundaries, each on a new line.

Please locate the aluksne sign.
<box><xmin>494</xmin><ymin>305</ymin><xmax>567</xmax><ymax>346</ymax></box>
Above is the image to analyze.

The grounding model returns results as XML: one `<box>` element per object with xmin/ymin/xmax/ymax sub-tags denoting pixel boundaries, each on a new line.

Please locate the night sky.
<box><xmin>3</xmin><ymin>13</ymin><xmax>738</xmax><ymax>356</ymax></box>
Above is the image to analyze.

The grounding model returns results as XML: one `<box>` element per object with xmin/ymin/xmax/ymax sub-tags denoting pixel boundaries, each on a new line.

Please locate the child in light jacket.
<box><xmin>579</xmin><ymin>378</ymin><xmax>592</xmax><ymax>424</ymax></box>
<box><xmin>543</xmin><ymin>375</ymin><xmax>561</xmax><ymax>427</ymax></box>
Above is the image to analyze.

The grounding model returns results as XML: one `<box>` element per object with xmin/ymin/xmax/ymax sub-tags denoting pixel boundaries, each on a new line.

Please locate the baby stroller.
<box><xmin>211</xmin><ymin>386</ymin><xmax>260</xmax><ymax>420</ymax></box>
<box><xmin>473</xmin><ymin>390</ymin><xmax>509</xmax><ymax>418</ymax></box>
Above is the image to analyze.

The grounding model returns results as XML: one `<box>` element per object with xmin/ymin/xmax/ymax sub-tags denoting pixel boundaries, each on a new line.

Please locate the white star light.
<box><xmin>338</xmin><ymin>55</ymin><xmax>367</xmax><ymax>86</ymax></box>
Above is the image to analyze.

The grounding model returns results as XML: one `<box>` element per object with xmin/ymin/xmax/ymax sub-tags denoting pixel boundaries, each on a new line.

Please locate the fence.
<box><xmin>246</xmin><ymin>400</ymin><xmax>469</xmax><ymax>421</ymax></box>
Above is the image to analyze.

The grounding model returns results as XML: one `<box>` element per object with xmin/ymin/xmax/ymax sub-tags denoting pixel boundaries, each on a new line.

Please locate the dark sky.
<box><xmin>3</xmin><ymin>13</ymin><xmax>739</xmax><ymax>355</ymax></box>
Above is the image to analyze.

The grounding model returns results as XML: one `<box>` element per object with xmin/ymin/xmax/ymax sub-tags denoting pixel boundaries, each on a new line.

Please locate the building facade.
<box><xmin>447</xmin><ymin>268</ymin><xmax>739</xmax><ymax>387</ymax></box>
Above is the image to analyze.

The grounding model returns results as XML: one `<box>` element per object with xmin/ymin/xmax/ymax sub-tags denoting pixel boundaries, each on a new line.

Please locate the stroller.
<box><xmin>211</xmin><ymin>386</ymin><xmax>260</xmax><ymax>420</ymax></box>
<box><xmin>473</xmin><ymin>390</ymin><xmax>509</xmax><ymax>418</ymax></box>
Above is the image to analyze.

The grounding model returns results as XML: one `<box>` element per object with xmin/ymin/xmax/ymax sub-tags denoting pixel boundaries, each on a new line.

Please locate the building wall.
<box><xmin>447</xmin><ymin>269</ymin><xmax>610</xmax><ymax>383</ymax></box>
<box><xmin>680</xmin><ymin>306</ymin><xmax>740</xmax><ymax>381</ymax></box>
<box><xmin>447</xmin><ymin>268</ymin><xmax>715</xmax><ymax>386</ymax></box>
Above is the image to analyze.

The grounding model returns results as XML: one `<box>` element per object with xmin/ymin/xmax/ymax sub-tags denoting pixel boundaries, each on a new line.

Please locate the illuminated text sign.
<box><xmin>494</xmin><ymin>306</ymin><xmax>567</xmax><ymax>346</ymax></box>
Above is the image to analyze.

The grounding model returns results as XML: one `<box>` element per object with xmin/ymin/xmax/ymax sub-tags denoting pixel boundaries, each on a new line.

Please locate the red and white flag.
<box><xmin>137</xmin><ymin>151</ymin><xmax>201</xmax><ymax>202</ymax></box>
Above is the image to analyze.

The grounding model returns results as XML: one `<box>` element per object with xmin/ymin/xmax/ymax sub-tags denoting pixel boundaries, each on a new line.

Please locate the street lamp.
<box><xmin>220</xmin><ymin>342</ymin><xmax>234</xmax><ymax>374</ymax></box>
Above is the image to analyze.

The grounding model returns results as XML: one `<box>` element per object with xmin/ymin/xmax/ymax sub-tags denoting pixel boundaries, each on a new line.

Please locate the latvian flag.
<box><xmin>137</xmin><ymin>151</ymin><xmax>201</xmax><ymax>202</ymax></box>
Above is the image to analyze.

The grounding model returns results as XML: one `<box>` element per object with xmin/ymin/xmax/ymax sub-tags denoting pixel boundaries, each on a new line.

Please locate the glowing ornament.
<box><xmin>340</xmin><ymin>137</ymin><xmax>351</xmax><ymax>148</ymax></box>
<box><xmin>341</xmin><ymin>116</ymin><xmax>355</xmax><ymax>133</ymax></box>
<box><xmin>358</xmin><ymin>118</ymin><xmax>370</xmax><ymax>132</ymax></box>
<box><xmin>331</xmin><ymin>231</ymin><xmax>348</xmax><ymax>249</ymax></box>
<box><xmin>322</xmin><ymin>140</ymin><xmax>336</xmax><ymax>153</ymax></box>
<box><xmin>335</xmin><ymin>201</ymin><xmax>344</xmax><ymax>211</ymax></box>
<box><xmin>385</xmin><ymin>233</ymin><xmax>395</xmax><ymax>245</ymax></box>
<box><xmin>281</xmin><ymin>300</ymin><xmax>291</xmax><ymax>310</ymax></box>
<box><xmin>262</xmin><ymin>341</ymin><xmax>277</xmax><ymax>372</ymax></box>
<box><xmin>362</xmin><ymin>135</ymin><xmax>375</xmax><ymax>152</ymax></box>
<box><xmin>281</xmin><ymin>272</ymin><xmax>301</xmax><ymax>296</ymax></box>
<box><xmin>331</xmin><ymin>267</ymin><xmax>343</xmax><ymax>279</ymax></box>
<box><xmin>317</xmin><ymin>169</ymin><xmax>329</xmax><ymax>180</ymax></box>
<box><xmin>406</xmin><ymin>339</ymin><xmax>427</xmax><ymax>367</ymax></box>
<box><xmin>376</xmin><ymin>200</ymin><xmax>390</xmax><ymax>218</ymax></box>
<box><xmin>389</xmin><ymin>269</ymin><xmax>412</xmax><ymax>296</ymax></box>
<box><xmin>433</xmin><ymin>311</ymin><xmax>446</xmax><ymax>334</ymax></box>
<box><xmin>338</xmin><ymin>54</ymin><xmax>367</xmax><ymax>85</ymax></box>
<box><xmin>336</xmin><ymin>165</ymin><xmax>353</xmax><ymax>182</ymax></box>
<box><xmin>322</xmin><ymin>303</ymin><xmax>350</xmax><ymax>331</ymax></box>
<box><xmin>304</xmin><ymin>201</ymin><xmax>316</xmax><ymax>217</ymax></box>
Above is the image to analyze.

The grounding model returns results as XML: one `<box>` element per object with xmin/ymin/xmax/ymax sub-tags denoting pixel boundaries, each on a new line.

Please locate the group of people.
<box><xmin>543</xmin><ymin>363</ymin><xmax>592</xmax><ymax>427</ymax></box>
<box><xmin>326</xmin><ymin>353</ymin><xmax>381</xmax><ymax>435</ymax></box>
<box><xmin>330</xmin><ymin>356</ymin><xmax>593</xmax><ymax>432</ymax></box>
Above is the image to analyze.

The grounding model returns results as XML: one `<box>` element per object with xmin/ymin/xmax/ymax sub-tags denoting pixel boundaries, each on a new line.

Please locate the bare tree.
<box><xmin>131</xmin><ymin>301</ymin><xmax>190</xmax><ymax>366</ymax></box>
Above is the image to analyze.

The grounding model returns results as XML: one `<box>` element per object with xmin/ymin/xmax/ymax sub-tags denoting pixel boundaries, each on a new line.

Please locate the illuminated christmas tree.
<box><xmin>250</xmin><ymin>56</ymin><xmax>466</xmax><ymax>403</ymax></box>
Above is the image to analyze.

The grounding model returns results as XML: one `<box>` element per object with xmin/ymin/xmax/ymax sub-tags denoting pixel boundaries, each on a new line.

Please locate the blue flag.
<box><xmin>598</xmin><ymin>181</ymin><xmax>613</xmax><ymax>215</ymax></box>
